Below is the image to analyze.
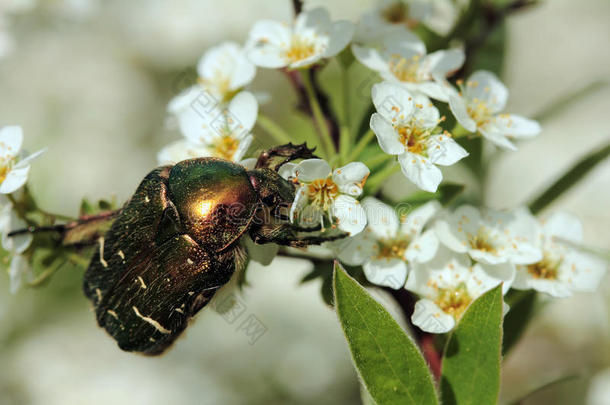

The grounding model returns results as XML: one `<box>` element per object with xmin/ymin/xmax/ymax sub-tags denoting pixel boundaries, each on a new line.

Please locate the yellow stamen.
<box><xmin>375</xmin><ymin>237</ymin><xmax>410</xmax><ymax>261</ymax></box>
<box><xmin>211</xmin><ymin>135</ymin><xmax>239</xmax><ymax>160</ymax></box>
<box><xmin>436</xmin><ymin>282</ymin><xmax>472</xmax><ymax>319</ymax></box>
<box><xmin>527</xmin><ymin>254</ymin><xmax>561</xmax><ymax>280</ymax></box>
<box><xmin>468</xmin><ymin>228</ymin><xmax>496</xmax><ymax>253</ymax></box>
<box><xmin>396</xmin><ymin>120</ymin><xmax>429</xmax><ymax>155</ymax></box>
<box><xmin>283</xmin><ymin>36</ymin><xmax>317</xmax><ymax>64</ymax></box>
<box><xmin>388</xmin><ymin>54</ymin><xmax>421</xmax><ymax>83</ymax></box>
<box><xmin>307</xmin><ymin>178</ymin><xmax>339</xmax><ymax>211</ymax></box>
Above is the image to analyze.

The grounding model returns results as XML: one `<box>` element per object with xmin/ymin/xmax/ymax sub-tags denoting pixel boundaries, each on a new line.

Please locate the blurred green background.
<box><xmin>0</xmin><ymin>0</ymin><xmax>609</xmax><ymax>404</ymax></box>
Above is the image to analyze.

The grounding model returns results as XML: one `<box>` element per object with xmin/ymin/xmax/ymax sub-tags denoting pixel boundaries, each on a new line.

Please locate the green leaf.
<box><xmin>528</xmin><ymin>141</ymin><xmax>610</xmax><ymax>214</ymax></box>
<box><xmin>398</xmin><ymin>183</ymin><xmax>465</xmax><ymax>207</ymax></box>
<box><xmin>333</xmin><ymin>262</ymin><xmax>438</xmax><ymax>405</ymax></box>
<box><xmin>440</xmin><ymin>284</ymin><xmax>503</xmax><ymax>405</ymax></box>
<box><xmin>502</xmin><ymin>290</ymin><xmax>537</xmax><ymax>354</ymax></box>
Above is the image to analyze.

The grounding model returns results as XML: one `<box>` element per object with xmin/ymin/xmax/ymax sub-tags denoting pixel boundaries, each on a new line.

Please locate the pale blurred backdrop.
<box><xmin>0</xmin><ymin>0</ymin><xmax>609</xmax><ymax>404</ymax></box>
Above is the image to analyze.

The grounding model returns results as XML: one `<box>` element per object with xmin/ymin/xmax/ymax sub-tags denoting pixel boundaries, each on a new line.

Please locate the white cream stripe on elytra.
<box><xmin>132</xmin><ymin>306</ymin><xmax>171</xmax><ymax>334</ymax></box>
<box><xmin>137</xmin><ymin>276</ymin><xmax>147</xmax><ymax>289</ymax></box>
<box><xmin>98</xmin><ymin>236</ymin><xmax>108</xmax><ymax>268</ymax></box>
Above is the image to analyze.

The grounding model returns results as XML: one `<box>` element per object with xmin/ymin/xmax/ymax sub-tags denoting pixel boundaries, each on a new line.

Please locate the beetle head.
<box><xmin>248</xmin><ymin>168</ymin><xmax>295</xmax><ymax>222</ymax></box>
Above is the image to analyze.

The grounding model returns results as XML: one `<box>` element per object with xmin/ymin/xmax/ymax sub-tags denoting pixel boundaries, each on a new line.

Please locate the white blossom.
<box><xmin>246</xmin><ymin>7</ymin><xmax>354</xmax><ymax>69</ymax></box>
<box><xmin>335</xmin><ymin>197</ymin><xmax>440</xmax><ymax>289</ymax></box>
<box><xmin>0</xmin><ymin>202</ymin><xmax>32</xmax><ymax>293</ymax></box>
<box><xmin>448</xmin><ymin>70</ymin><xmax>541</xmax><ymax>150</ymax></box>
<box><xmin>280</xmin><ymin>159</ymin><xmax>369</xmax><ymax>235</ymax></box>
<box><xmin>434</xmin><ymin>205</ymin><xmax>542</xmax><ymax>266</ymax></box>
<box><xmin>160</xmin><ymin>91</ymin><xmax>257</xmax><ymax>164</ymax></box>
<box><xmin>356</xmin><ymin>0</ymin><xmax>433</xmax><ymax>35</ymax></box>
<box><xmin>512</xmin><ymin>211</ymin><xmax>607</xmax><ymax>298</ymax></box>
<box><xmin>0</xmin><ymin>126</ymin><xmax>44</xmax><ymax>194</ymax></box>
<box><xmin>354</xmin><ymin>31</ymin><xmax>464</xmax><ymax>102</ymax></box>
<box><xmin>370</xmin><ymin>82</ymin><xmax>468</xmax><ymax>192</ymax></box>
<box><xmin>167</xmin><ymin>41</ymin><xmax>255</xmax><ymax>117</ymax></box>
<box><xmin>406</xmin><ymin>247</ymin><xmax>512</xmax><ymax>333</ymax></box>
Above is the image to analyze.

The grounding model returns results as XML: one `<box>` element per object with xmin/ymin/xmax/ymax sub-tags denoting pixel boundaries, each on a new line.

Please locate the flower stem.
<box><xmin>339</xmin><ymin>64</ymin><xmax>352</xmax><ymax>164</ymax></box>
<box><xmin>362</xmin><ymin>152</ymin><xmax>392</xmax><ymax>169</ymax></box>
<box><xmin>451</xmin><ymin>123</ymin><xmax>472</xmax><ymax>138</ymax></box>
<box><xmin>348</xmin><ymin>129</ymin><xmax>376</xmax><ymax>162</ymax></box>
<box><xmin>300</xmin><ymin>69</ymin><xmax>336</xmax><ymax>158</ymax></box>
<box><xmin>256</xmin><ymin>113</ymin><xmax>292</xmax><ymax>145</ymax></box>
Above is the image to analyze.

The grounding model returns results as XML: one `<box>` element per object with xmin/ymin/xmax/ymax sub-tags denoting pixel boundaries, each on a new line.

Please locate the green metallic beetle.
<box><xmin>82</xmin><ymin>143</ymin><xmax>343</xmax><ymax>355</ymax></box>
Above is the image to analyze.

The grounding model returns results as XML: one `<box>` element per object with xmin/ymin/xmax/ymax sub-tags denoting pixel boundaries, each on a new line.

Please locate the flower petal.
<box><xmin>197</xmin><ymin>42</ymin><xmax>256</xmax><ymax>93</ymax></box>
<box><xmin>294</xmin><ymin>158</ymin><xmax>331</xmax><ymax>182</ymax></box>
<box><xmin>233</xmin><ymin>134</ymin><xmax>253</xmax><ymax>162</ymax></box>
<box><xmin>405</xmin><ymin>229</ymin><xmax>439</xmax><ymax>263</ymax></box>
<box><xmin>488</xmin><ymin>114</ymin><xmax>541</xmax><ymax>139</ymax></box>
<box><xmin>324</xmin><ymin>20</ymin><xmax>355</xmax><ymax>57</ymax></box>
<box><xmin>370</xmin><ymin>113</ymin><xmax>404</xmax><ymax>155</ymax></box>
<box><xmin>363</xmin><ymin>258</ymin><xmax>407</xmax><ymax>289</ymax></box>
<box><xmin>562</xmin><ymin>250</ymin><xmax>607</xmax><ymax>293</ymax></box>
<box><xmin>475</xmin><ymin>262</ymin><xmax>515</xmax><ymax>294</ymax></box>
<box><xmin>362</xmin><ymin>197</ymin><xmax>399</xmax><ymax>239</ymax></box>
<box><xmin>479</xmin><ymin>124</ymin><xmax>518</xmax><ymax>151</ymax></box>
<box><xmin>465</xmin><ymin>70</ymin><xmax>508</xmax><ymax>113</ymax></box>
<box><xmin>331</xmin><ymin>195</ymin><xmax>367</xmax><ymax>235</ymax></box>
<box><xmin>426</xmin><ymin>134</ymin><xmax>468</xmax><ymax>166</ymax></box>
<box><xmin>0</xmin><ymin>165</ymin><xmax>29</xmax><ymax>194</ymax></box>
<box><xmin>411</xmin><ymin>299</ymin><xmax>455</xmax><ymax>333</ymax></box>
<box><xmin>334</xmin><ymin>229</ymin><xmax>377</xmax><ymax>266</ymax></box>
<box><xmin>157</xmin><ymin>139</ymin><xmax>211</xmax><ymax>165</ymax></box>
<box><xmin>542</xmin><ymin>211</ymin><xmax>583</xmax><ymax>243</ymax></box>
<box><xmin>227</xmin><ymin>91</ymin><xmax>258</xmax><ymax>133</ymax></box>
<box><xmin>397</xmin><ymin>153</ymin><xmax>442</xmax><ymax>192</ymax></box>
<box><xmin>371</xmin><ymin>81</ymin><xmax>415</xmax><ymax>123</ymax></box>
<box><xmin>426</xmin><ymin>48</ymin><xmax>465</xmax><ymax>79</ymax></box>
<box><xmin>401</xmin><ymin>200</ymin><xmax>441</xmax><ymax>235</ymax></box>
<box><xmin>0</xmin><ymin>125</ymin><xmax>23</xmax><ymax>157</ymax></box>
<box><xmin>246</xmin><ymin>20</ymin><xmax>292</xmax><ymax>68</ymax></box>
<box><xmin>448</xmin><ymin>94</ymin><xmax>477</xmax><ymax>132</ymax></box>
<box><xmin>333</xmin><ymin>162</ymin><xmax>370</xmax><ymax>196</ymax></box>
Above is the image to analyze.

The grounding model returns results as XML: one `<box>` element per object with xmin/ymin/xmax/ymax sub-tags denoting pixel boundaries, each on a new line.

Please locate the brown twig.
<box><xmin>291</xmin><ymin>0</ymin><xmax>303</xmax><ymax>16</ymax></box>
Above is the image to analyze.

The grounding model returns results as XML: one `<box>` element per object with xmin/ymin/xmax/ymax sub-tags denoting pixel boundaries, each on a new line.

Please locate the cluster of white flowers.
<box><xmin>149</xmin><ymin>2</ymin><xmax>606</xmax><ymax>336</ymax></box>
<box><xmin>0</xmin><ymin>125</ymin><xmax>43</xmax><ymax>292</ymax></box>
<box><xmin>159</xmin><ymin>7</ymin><xmax>357</xmax><ymax>167</ymax></box>
<box><xmin>335</xmin><ymin>200</ymin><xmax>606</xmax><ymax>333</ymax></box>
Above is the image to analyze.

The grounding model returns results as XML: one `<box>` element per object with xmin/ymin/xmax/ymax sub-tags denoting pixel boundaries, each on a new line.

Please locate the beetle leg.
<box><xmin>249</xmin><ymin>223</ymin><xmax>347</xmax><ymax>247</ymax></box>
<box><xmin>255</xmin><ymin>142</ymin><xmax>317</xmax><ymax>171</ymax></box>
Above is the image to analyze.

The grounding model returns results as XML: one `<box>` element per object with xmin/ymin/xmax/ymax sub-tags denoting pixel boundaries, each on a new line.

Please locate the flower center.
<box><xmin>0</xmin><ymin>157</ymin><xmax>14</xmax><ymax>184</ymax></box>
<box><xmin>283</xmin><ymin>36</ymin><xmax>317</xmax><ymax>64</ymax></box>
<box><xmin>307</xmin><ymin>178</ymin><xmax>339</xmax><ymax>211</ymax></box>
<box><xmin>396</xmin><ymin>121</ymin><xmax>429</xmax><ymax>155</ymax></box>
<box><xmin>198</xmin><ymin>74</ymin><xmax>234</xmax><ymax>101</ymax></box>
<box><xmin>211</xmin><ymin>135</ymin><xmax>239</xmax><ymax>160</ymax></box>
<box><xmin>466</xmin><ymin>99</ymin><xmax>493</xmax><ymax>127</ymax></box>
<box><xmin>467</xmin><ymin>228</ymin><xmax>496</xmax><ymax>253</ymax></box>
<box><xmin>381</xmin><ymin>1</ymin><xmax>408</xmax><ymax>24</ymax></box>
<box><xmin>527</xmin><ymin>254</ymin><xmax>561</xmax><ymax>280</ymax></box>
<box><xmin>436</xmin><ymin>283</ymin><xmax>472</xmax><ymax>319</ymax></box>
<box><xmin>375</xmin><ymin>237</ymin><xmax>410</xmax><ymax>261</ymax></box>
<box><xmin>389</xmin><ymin>54</ymin><xmax>421</xmax><ymax>83</ymax></box>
